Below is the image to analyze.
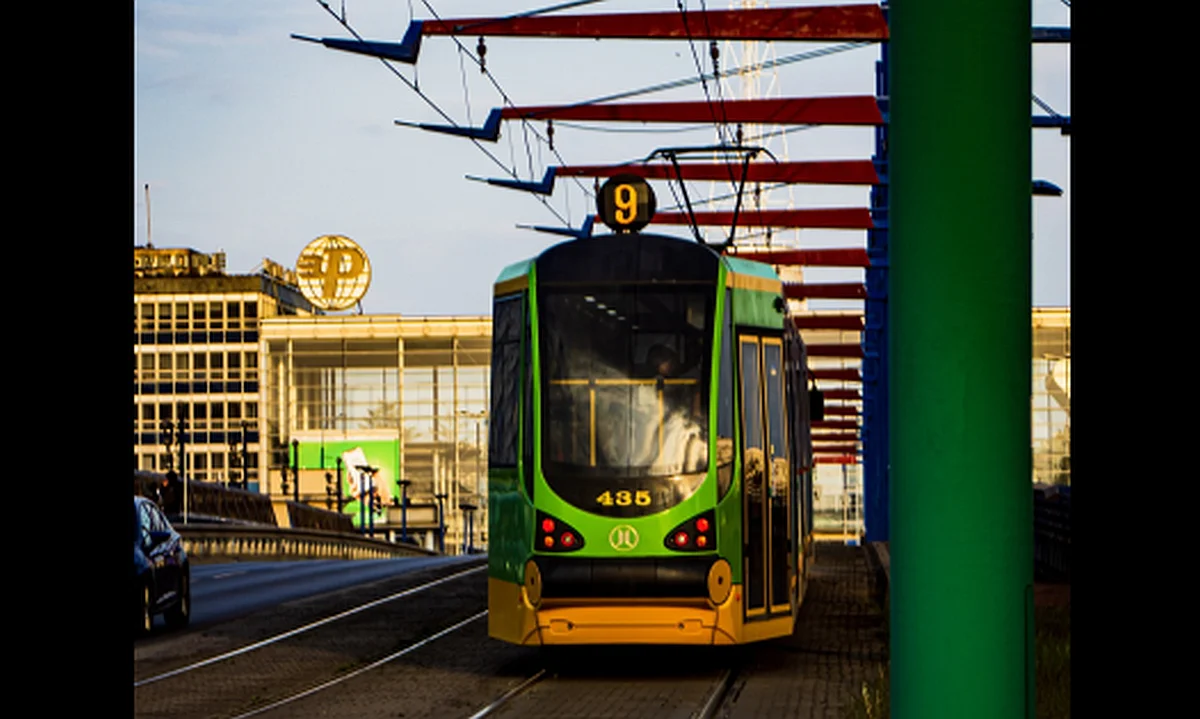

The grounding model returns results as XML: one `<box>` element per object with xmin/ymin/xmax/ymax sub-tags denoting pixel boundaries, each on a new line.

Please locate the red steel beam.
<box><xmin>812</xmin><ymin>433</ymin><xmax>861</xmax><ymax>443</ymax></box>
<box><xmin>806</xmin><ymin>344</ymin><xmax>864</xmax><ymax>358</ymax></box>
<box><xmin>556</xmin><ymin>161</ymin><xmax>880</xmax><ymax>186</ymax></box>
<box><xmin>815</xmin><ymin>456</ymin><xmax>860</xmax><ymax>464</ymax></box>
<box><xmin>785</xmin><ymin>283</ymin><xmax>868</xmax><ymax>300</ymax></box>
<box><xmin>812</xmin><ymin>420</ymin><xmax>861</xmax><ymax>430</ymax></box>
<box><xmin>728</xmin><ymin>248</ymin><xmax>871</xmax><ymax>267</ymax></box>
<box><xmin>813</xmin><ymin>447</ymin><xmax>861</xmax><ymax>456</ymax></box>
<box><xmin>791</xmin><ymin>314</ymin><xmax>866</xmax><ymax>330</ymax></box>
<box><xmin>823</xmin><ymin>406</ymin><xmax>860</xmax><ymax>416</ymax></box>
<box><xmin>654</xmin><ymin>209</ymin><xmax>873</xmax><ymax>230</ymax></box>
<box><xmin>810</xmin><ymin>369</ymin><xmax>861</xmax><ymax>381</ymax></box>
<box><xmin>419</xmin><ymin>6</ymin><xmax>889</xmax><ymax>41</ymax></box>
<box><xmin>821</xmin><ymin>389</ymin><xmax>862</xmax><ymax>400</ymax></box>
<box><xmin>500</xmin><ymin>97</ymin><xmax>884</xmax><ymax>125</ymax></box>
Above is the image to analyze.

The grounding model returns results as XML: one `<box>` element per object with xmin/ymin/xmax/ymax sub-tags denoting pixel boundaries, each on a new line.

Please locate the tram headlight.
<box><xmin>664</xmin><ymin>510</ymin><xmax>716</xmax><ymax>551</ymax></box>
<box><xmin>523</xmin><ymin>559</ymin><xmax>542</xmax><ymax>608</ymax></box>
<box><xmin>535</xmin><ymin>511</ymin><xmax>585</xmax><ymax>552</ymax></box>
<box><xmin>707</xmin><ymin>559</ymin><xmax>732</xmax><ymax>605</ymax></box>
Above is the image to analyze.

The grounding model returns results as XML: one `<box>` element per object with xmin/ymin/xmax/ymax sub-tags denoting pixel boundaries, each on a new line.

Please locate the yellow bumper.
<box><xmin>487</xmin><ymin>577</ymin><xmax>794</xmax><ymax>646</ymax></box>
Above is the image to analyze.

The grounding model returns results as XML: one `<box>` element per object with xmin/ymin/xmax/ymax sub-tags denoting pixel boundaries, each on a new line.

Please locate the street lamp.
<box><xmin>459</xmin><ymin>502</ymin><xmax>477</xmax><ymax>554</ymax></box>
<box><xmin>397</xmin><ymin>479</ymin><xmax>412</xmax><ymax>543</ymax></box>
<box><xmin>435</xmin><ymin>492</ymin><xmax>448</xmax><ymax>554</ymax></box>
<box><xmin>357</xmin><ymin>465</ymin><xmax>379</xmax><ymax>539</ymax></box>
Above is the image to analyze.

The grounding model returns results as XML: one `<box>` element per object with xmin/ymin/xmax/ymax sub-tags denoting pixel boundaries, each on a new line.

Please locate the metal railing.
<box><xmin>178</xmin><ymin>524</ymin><xmax>438</xmax><ymax>562</ymax></box>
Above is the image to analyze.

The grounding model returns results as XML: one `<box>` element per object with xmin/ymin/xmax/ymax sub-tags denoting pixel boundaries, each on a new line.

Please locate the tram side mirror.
<box><xmin>809</xmin><ymin>389</ymin><xmax>825</xmax><ymax>422</ymax></box>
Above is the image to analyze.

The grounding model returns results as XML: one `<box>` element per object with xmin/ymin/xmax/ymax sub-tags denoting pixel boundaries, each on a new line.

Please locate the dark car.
<box><xmin>133</xmin><ymin>495</ymin><xmax>190</xmax><ymax>634</ymax></box>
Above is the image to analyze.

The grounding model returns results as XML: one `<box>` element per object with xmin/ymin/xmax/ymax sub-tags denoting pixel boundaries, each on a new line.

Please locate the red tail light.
<box><xmin>535</xmin><ymin>511</ymin><xmax>585</xmax><ymax>552</ymax></box>
<box><xmin>664</xmin><ymin>510</ymin><xmax>716</xmax><ymax>552</ymax></box>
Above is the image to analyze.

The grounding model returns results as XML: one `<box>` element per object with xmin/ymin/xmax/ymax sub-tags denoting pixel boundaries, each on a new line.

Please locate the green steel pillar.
<box><xmin>889</xmin><ymin>1</ymin><xmax>1034</xmax><ymax>718</ymax></box>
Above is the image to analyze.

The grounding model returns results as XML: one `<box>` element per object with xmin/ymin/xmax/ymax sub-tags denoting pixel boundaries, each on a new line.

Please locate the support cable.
<box><xmin>418</xmin><ymin>0</ymin><xmax>594</xmax><ymax>208</ymax></box>
<box><xmin>311</xmin><ymin>0</ymin><xmax>572</xmax><ymax>226</ymax></box>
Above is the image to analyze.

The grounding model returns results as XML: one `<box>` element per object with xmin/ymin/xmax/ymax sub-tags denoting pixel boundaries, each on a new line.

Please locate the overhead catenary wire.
<box><xmin>417</xmin><ymin>0</ymin><xmax>595</xmax><ymax>209</ymax></box>
<box><xmin>310</xmin><ymin>0</ymin><xmax>573</xmax><ymax>227</ymax></box>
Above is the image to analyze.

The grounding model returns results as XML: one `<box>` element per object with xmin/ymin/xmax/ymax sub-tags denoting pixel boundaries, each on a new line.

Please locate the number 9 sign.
<box><xmin>597</xmin><ymin>173</ymin><xmax>656</xmax><ymax>234</ymax></box>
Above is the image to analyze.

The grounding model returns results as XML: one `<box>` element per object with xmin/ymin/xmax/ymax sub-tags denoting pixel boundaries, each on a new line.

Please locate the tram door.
<box><xmin>740</xmin><ymin>336</ymin><xmax>792</xmax><ymax>620</ymax></box>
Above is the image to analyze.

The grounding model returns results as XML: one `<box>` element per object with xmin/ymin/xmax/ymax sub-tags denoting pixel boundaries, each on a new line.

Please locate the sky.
<box><xmin>134</xmin><ymin>0</ymin><xmax>1071</xmax><ymax>317</ymax></box>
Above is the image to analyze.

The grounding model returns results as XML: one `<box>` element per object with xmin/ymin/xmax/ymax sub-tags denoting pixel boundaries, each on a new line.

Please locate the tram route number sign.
<box><xmin>596</xmin><ymin>174</ymin><xmax>656</xmax><ymax>234</ymax></box>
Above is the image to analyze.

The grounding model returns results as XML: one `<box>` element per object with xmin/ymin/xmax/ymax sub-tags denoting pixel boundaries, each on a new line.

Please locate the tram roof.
<box><xmin>492</xmin><ymin>234</ymin><xmax>782</xmax><ymax>291</ymax></box>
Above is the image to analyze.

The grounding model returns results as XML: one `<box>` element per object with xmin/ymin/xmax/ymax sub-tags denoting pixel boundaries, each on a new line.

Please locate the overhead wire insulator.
<box><xmin>477</xmin><ymin>36</ymin><xmax>487</xmax><ymax>73</ymax></box>
<box><xmin>710</xmin><ymin>40</ymin><xmax>720</xmax><ymax>78</ymax></box>
<box><xmin>736</xmin><ymin>124</ymin><xmax>744</xmax><ymax>147</ymax></box>
<box><xmin>547</xmin><ymin>119</ymin><xmax>554</xmax><ymax>152</ymax></box>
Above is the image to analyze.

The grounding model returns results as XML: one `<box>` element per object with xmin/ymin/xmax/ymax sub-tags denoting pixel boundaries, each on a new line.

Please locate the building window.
<box><xmin>211</xmin><ymin>401</ymin><xmax>225</xmax><ymax>430</ymax></box>
<box><xmin>174</xmin><ymin>302</ymin><xmax>189</xmax><ymax>330</ymax></box>
<box><xmin>158</xmin><ymin>303</ymin><xmax>172</xmax><ymax>331</ymax></box>
<box><xmin>209</xmin><ymin>301</ymin><xmax>224</xmax><ymax>329</ymax></box>
<box><xmin>228</xmin><ymin>402</ymin><xmax>242</xmax><ymax>422</ymax></box>
<box><xmin>175</xmin><ymin>352</ymin><xmax>190</xmax><ymax>380</ymax></box>
<box><xmin>244</xmin><ymin>351</ymin><xmax>259</xmax><ymax>381</ymax></box>
<box><xmin>210</xmin><ymin>352</ymin><xmax>225</xmax><ymax>380</ymax></box>
<box><xmin>227</xmin><ymin>351</ymin><xmax>242</xmax><ymax>380</ymax></box>
<box><xmin>192</xmin><ymin>403</ymin><xmax>208</xmax><ymax>430</ymax></box>
<box><xmin>227</xmin><ymin>301</ymin><xmax>242</xmax><ymax>330</ymax></box>
<box><xmin>245</xmin><ymin>301</ymin><xmax>258</xmax><ymax>329</ymax></box>
<box><xmin>140</xmin><ymin>404</ymin><xmax>155</xmax><ymax>431</ymax></box>
<box><xmin>158</xmin><ymin>353</ymin><xmax>173</xmax><ymax>381</ymax></box>
<box><xmin>194</xmin><ymin>352</ymin><xmax>207</xmax><ymax>380</ymax></box>
<box><xmin>192</xmin><ymin>302</ymin><xmax>207</xmax><ymax>330</ymax></box>
<box><xmin>139</xmin><ymin>303</ymin><xmax>155</xmax><ymax>333</ymax></box>
<box><xmin>140</xmin><ymin>353</ymin><xmax>155</xmax><ymax>382</ymax></box>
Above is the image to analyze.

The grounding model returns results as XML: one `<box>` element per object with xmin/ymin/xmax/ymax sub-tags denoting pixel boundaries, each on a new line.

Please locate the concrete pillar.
<box><xmin>889</xmin><ymin>1</ymin><xmax>1034</xmax><ymax>717</ymax></box>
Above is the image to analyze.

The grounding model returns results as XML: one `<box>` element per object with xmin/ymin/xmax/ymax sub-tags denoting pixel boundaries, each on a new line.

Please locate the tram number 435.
<box><xmin>596</xmin><ymin>490</ymin><xmax>652</xmax><ymax>507</ymax></box>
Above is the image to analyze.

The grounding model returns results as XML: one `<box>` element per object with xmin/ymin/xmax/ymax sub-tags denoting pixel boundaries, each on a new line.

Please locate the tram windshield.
<box><xmin>540</xmin><ymin>284</ymin><xmax>713</xmax><ymax>479</ymax></box>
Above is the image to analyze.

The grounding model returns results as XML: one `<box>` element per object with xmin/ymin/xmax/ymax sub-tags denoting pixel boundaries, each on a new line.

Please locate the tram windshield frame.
<box><xmin>539</xmin><ymin>282</ymin><xmax>715</xmax><ymax>482</ymax></box>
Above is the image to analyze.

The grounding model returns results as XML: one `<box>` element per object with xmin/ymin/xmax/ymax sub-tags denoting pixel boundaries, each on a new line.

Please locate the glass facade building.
<box><xmin>1032</xmin><ymin>308</ymin><xmax>1070</xmax><ymax>486</ymax></box>
<box><xmin>260</xmin><ymin>315</ymin><xmax>491</xmax><ymax>553</ymax></box>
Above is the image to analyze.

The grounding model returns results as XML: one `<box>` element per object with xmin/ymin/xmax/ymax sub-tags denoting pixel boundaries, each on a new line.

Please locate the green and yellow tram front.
<box><xmin>490</xmin><ymin>233</ymin><xmax>745</xmax><ymax>645</ymax></box>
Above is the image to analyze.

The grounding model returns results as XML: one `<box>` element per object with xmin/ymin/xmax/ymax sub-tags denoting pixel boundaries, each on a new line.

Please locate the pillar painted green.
<box><xmin>889</xmin><ymin>1</ymin><xmax>1033</xmax><ymax>717</ymax></box>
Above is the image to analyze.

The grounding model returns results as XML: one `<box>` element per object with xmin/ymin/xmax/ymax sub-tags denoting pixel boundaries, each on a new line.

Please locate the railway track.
<box><xmin>133</xmin><ymin>543</ymin><xmax>886</xmax><ymax>719</ymax></box>
<box><xmin>134</xmin><ymin>557</ymin><xmax>744</xmax><ymax>719</ymax></box>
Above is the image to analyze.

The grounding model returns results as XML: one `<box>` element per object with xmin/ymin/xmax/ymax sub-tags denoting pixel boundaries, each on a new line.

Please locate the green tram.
<box><xmin>486</xmin><ymin>230</ymin><xmax>823</xmax><ymax>645</ymax></box>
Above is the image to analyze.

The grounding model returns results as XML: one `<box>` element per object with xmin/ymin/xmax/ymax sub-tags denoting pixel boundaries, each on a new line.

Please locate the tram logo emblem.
<box><xmin>295</xmin><ymin>235</ymin><xmax>371</xmax><ymax>311</ymax></box>
<box><xmin>609</xmin><ymin>525</ymin><xmax>639</xmax><ymax>551</ymax></box>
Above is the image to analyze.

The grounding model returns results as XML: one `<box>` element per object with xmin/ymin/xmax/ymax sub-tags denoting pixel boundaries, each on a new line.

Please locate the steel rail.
<box><xmin>133</xmin><ymin>564</ymin><xmax>485</xmax><ymax>687</ymax></box>
<box><xmin>229</xmin><ymin>610</ymin><xmax>489</xmax><ymax>719</ymax></box>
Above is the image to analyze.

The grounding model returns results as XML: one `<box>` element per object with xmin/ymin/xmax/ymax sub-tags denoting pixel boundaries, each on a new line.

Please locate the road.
<box><xmin>151</xmin><ymin>555</ymin><xmax>481</xmax><ymax>633</ymax></box>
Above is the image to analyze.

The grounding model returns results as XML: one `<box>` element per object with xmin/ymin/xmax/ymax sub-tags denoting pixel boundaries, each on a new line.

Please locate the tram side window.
<box><xmin>764</xmin><ymin>342</ymin><xmax>786</xmax><ymax>461</ymax></box>
<box><xmin>489</xmin><ymin>293</ymin><xmax>524</xmax><ymax>468</ymax></box>
<box><xmin>717</xmin><ymin>290</ymin><xmax>735</xmax><ymax>499</ymax></box>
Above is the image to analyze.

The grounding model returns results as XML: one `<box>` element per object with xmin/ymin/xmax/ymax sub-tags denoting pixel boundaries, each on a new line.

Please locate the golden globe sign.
<box><xmin>295</xmin><ymin>235</ymin><xmax>371</xmax><ymax>311</ymax></box>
